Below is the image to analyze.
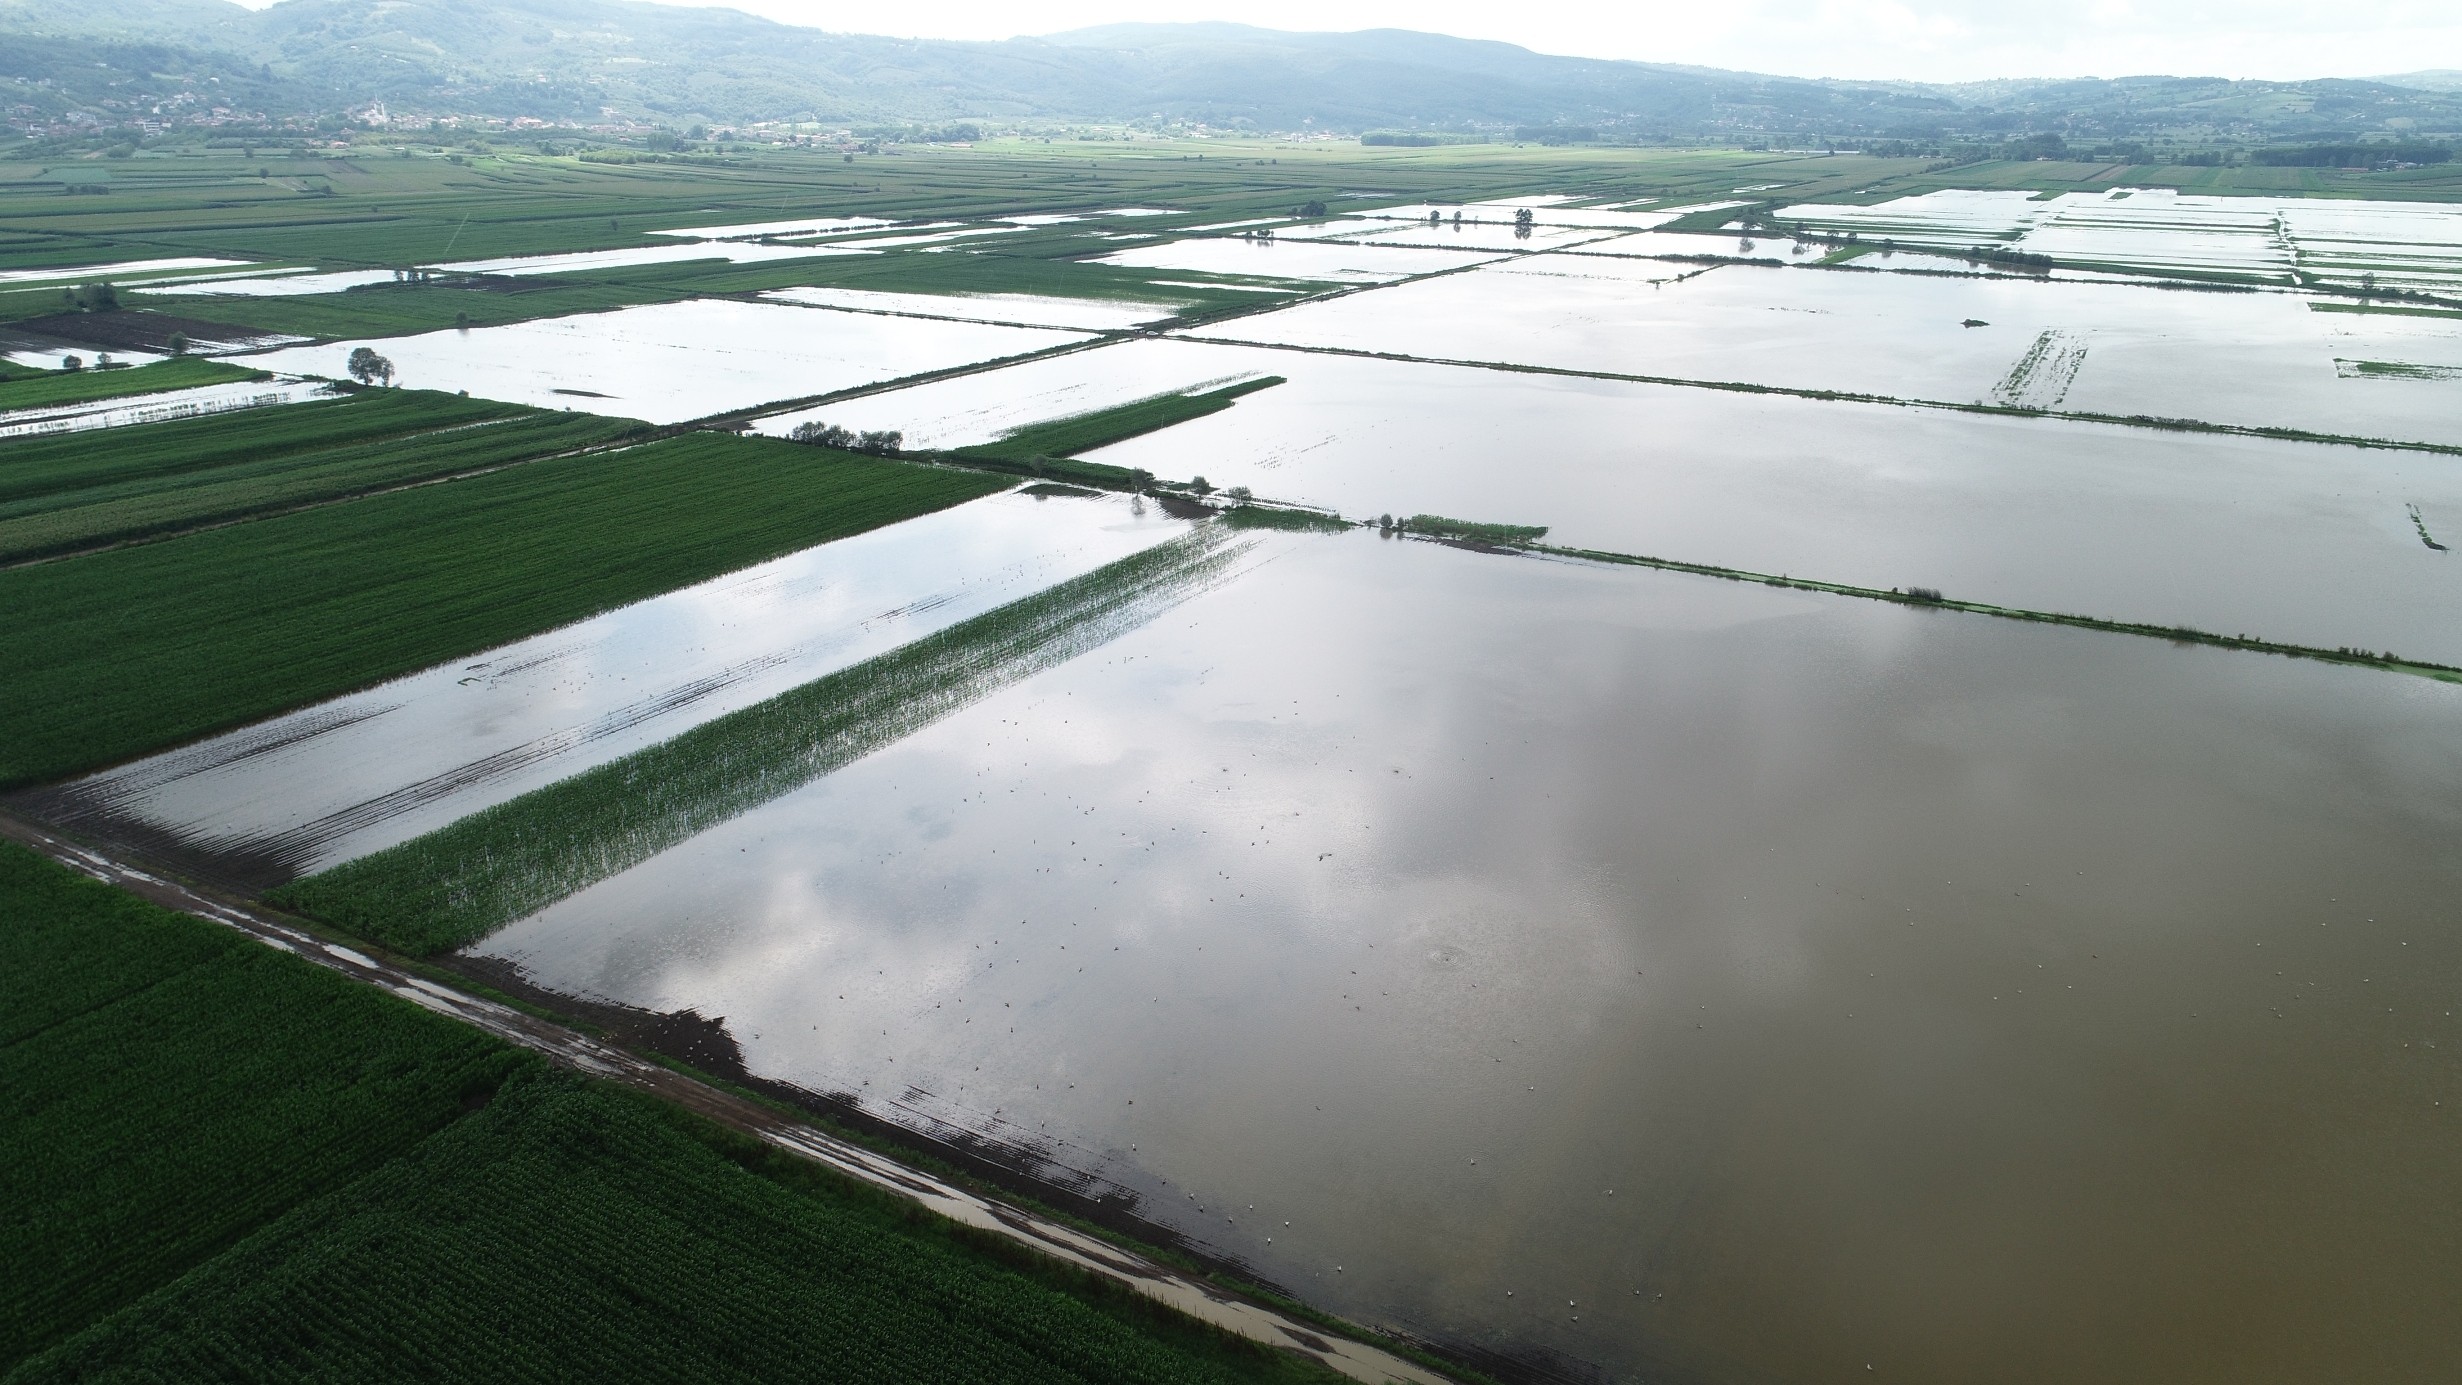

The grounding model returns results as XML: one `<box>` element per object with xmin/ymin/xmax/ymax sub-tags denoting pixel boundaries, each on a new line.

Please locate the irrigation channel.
<box><xmin>0</xmin><ymin>813</ymin><xmax>1452</xmax><ymax>1385</ymax></box>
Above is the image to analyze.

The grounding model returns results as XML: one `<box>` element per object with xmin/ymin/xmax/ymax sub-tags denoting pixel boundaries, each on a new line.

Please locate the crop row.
<box><xmin>274</xmin><ymin>527</ymin><xmax>1253</xmax><ymax>954</ymax></box>
<box><xmin>0</xmin><ymin>844</ymin><xmax>527</xmax><ymax>1369</ymax></box>
<box><xmin>1</xmin><ymin>389</ymin><xmax>642</xmax><ymax>561</ymax></box>
<box><xmin>2</xmin><ymin>844</ymin><xmax>1333</xmax><ymax>1384</ymax></box>
<box><xmin>0</xmin><ymin>356</ymin><xmax>262</xmax><ymax>412</ymax></box>
<box><xmin>0</xmin><ymin>432</ymin><xmax>1006</xmax><ymax>788</ymax></box>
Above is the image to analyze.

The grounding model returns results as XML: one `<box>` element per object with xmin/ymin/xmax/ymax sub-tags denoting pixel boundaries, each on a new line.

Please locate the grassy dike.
<box><xmin>0</xmin><ymin>843</ymin><xmax>1342</xmax><ymax>1384</ymax></box>
<box><xmin>1527</xmin><ymin>540</ymin><xmax>2462</xmax><ymax>685</ymax></box>
<box><xmin>271</xmin><ymin>528</ymin><xmax>1255</xmax><ymax>954</ymax></box>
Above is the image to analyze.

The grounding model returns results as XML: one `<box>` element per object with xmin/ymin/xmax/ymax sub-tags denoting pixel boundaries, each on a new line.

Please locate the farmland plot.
<box><xmin>1197</xmin><ymin>253</ymin><xmax>2462</xmax><ymax>446</ymax></box>
<box><xmin>46</xmin><ymin>490</ymin><xmax>1192</xmax><ymax>881</ymax></box>
<box><xmin>1043</xmin><ymin>340</ymin><xmax>2462</xmax><ymax>664</ymax></box>
<box><xmin>239</xmin><ymin>299</ymin><xmax>1092</xmax><ymax>424</ymax></box>
<box><xmin>467</xmin><ymin>531</ymin><xmax>2462</xmax><ymax>1385</ymax></box>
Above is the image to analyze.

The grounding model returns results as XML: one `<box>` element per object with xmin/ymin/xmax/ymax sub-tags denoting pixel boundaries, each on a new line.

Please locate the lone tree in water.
<box><xmin>345</xmin><ymin>347</ymin><xmax>396</xmax><ymax>386</ymax></box>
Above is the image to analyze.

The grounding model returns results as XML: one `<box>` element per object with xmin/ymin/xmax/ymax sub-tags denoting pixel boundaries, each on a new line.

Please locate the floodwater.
<box><xmin>907</xmin><ymin>338</ymin><xmax>2462</xmax><ymax>663</ymax></box>
<box><xmin>762</xmin><ymin>286</ymin><xmax>1183</xmax><ymax>331</ymax></box>
<box><xmin>167</xmin><ymin>270</ymin><xmax>411</xmax><ymax>297</ymax></box>
<box><xmin>477</xmin><ymin>532</ymin><xmax>2462</xmax><ymax>1385</ymax></box>
<box><xmin>1359</xmin><ymin>199</ymin><xmax>1742</xmax><ymax>232</ymax></box>
<box><xmin>1781</xmin><ymin>189</ymin><xmax>2462</xmax><ymax>291</ymax></box>
<box><xmin>41</xmin><ymin>490</ymin><xmax>1188</xmax><ymax>880</ymax></box>
<box><xmin>428</xmin><ymin>241</ymin><xmax>875</xmax><ymax>277</ymax></box>
<box><xmin>650</xmin><ymin>216</ymin><xmax>896</xmax><ymax>240</ymax></box>
<box><xmin>1093</xmin><ymin>238</ymin><xmax>1504</xmax><ymax>283</ymax></box>
<box><xmin>0</xmin><ymin>256</ymin><xmax>255</xmax><ymax>286</ymax></box>
<box><xmin>752</xmin><ymin>346</ymin><xmax>1272</xmax><ymax>449</ymax></box>
<box><xmin>1274</xmin><ymin>218</ymin><xmax>1622</xmax><ymax>252</ymax></box>
<box><xmin>0</xmin><ymin>378</ymin><xmax>333</xmax><ymax>440</ymax></box>
<box><xmin>237</xmin><ymin>300</ymin><xmax>1091</xmax><ymax>424</ymax></box>
<box><xmin>1200</xmin><ymin>256</ymin><xmax>2462</xmax><ymax>446</ymax></box>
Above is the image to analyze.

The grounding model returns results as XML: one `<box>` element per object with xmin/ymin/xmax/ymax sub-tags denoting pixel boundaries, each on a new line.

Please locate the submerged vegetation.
<box><xmin>0</xmin><ymin>433</ymin><xmax>1004</xmax><ymax>788</ymax></box>
<box><xmin>1397</xmin><ymin>514</ymin><xmax>1550</xmax><ymax>545</ymax></box>
<box><xmin>0</xmin><ymin>357</ymin><xmax>265</xmax><ymax>413</ymax></box>
<box><xmin>272</xmin><ymin>529</ymin><xmax>1254</xmax><ymax>953</ymax></box>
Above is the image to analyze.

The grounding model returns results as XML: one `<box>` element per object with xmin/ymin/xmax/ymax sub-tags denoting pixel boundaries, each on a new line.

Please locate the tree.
<box><xmin>346</xmin><ymin>347</ymin><xmax>396</xmax><ymax>386</ymax></box>
<box><xmin>1514</xmin><ymin>207</ymin><xmax>1535</xmax><ymax>235</ymax></box>
<box><xmin>854</xmin><ymin>430</ymin><xmax>903</xmax><ymax>455</ymax></box>
<box><xmin>166</xmin><ymin>333</ymin><xmax>189</xmax><ymax>357</ymax></box>
<box><xmin>788</xmin><ymin>421</ymin><xmax>854</xmax><ymax>448</ymax></box>
<box><xmin>60</xmin><ymin>354</ymin><xmax>82</xmax><ymax>372</ymax></box>
<box><xmin>1300</xmin><ymin>199</ymin><xmax>1327</xmax><ymax>217</ymax></box>
<box><xmin>1225</xmin><ymin>485</ymin><xmax>1252</xmax><ymax>502</ymax></box>
<box><xmin>1189</xmin><ymin>475</ymin><xmax>1214</xmax><ymax>496</ymax></box>
<box><xmin>61</xmin><ymin>282</ymin><xmax>118</xmax><ymax>313</ymax></box>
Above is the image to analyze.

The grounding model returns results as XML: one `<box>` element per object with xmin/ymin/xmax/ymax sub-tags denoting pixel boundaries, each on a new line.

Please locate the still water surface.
<box><xmin>481</xmin><ymin>533</ymin><xmax>2462</xmax><ymax>1384</ymax></box>
<box><xmin>44</xmin><ymin>490</ymin><xmax>1184</xmax><ymax>878</ymax></box>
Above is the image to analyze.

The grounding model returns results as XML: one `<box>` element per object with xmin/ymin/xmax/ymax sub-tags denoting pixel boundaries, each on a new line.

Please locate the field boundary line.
<box><xmin>1164</xmin><ymin>332</ymin><xmax>2462</xmax><ymax>458</ymax></box>
<box><xmin>0</xmin><ymin>810</ymin><xmax>1457</xmax><ymax>1385</ymax></box>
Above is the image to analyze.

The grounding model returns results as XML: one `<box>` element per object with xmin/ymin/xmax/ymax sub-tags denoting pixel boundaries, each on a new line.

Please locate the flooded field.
<box><xmin>1202</xmin><ymin>256</ymin><xmax>2462</xmax><ymax>444</ymax></box>
<box><xmin>238</xmin><ymin>300</ymin><xmax>1090</xmax><ymax>424</ymax></box>
<box><xmin>428</xmin><ymin>241</ymin><xmax>875</xmax><ymax>277</ymax></box>
<box><xmin>476</xmin><ymin>532</ymin><xmax>2462</xmax><ymax>1385</ymax></box>
<box><xmin>29</xmin><ymin>146</ymin><xmax>2460</xmax><ymax>1383</ymax></box>
<box><xmin>1779</xmin><ymin>188</ymin><xmax>2462</xmax><ymax>290</ymax></box>
<box><xmin>0</xmin><ymin>378</ymin><xmax>331</xmax><ymax>439</ymax></box>
<box><xmin>762</xmin><ymin>286</ymin><xmax>1184</xmax><ymax>331</ymax></box>
<box><xmin>1092</xmin><ymin>237</ymin><xmax>1504</xmax><ymax>283</ymax></box>
<box><xmin>43</xmin><ymin>489</ymin><xmax>1184</xmax><ymax>880</ymax></box>
<box><xmin>819</xmin><ymin>337</ymin><xmax>2462</xmax><ymax>662</ymax></box>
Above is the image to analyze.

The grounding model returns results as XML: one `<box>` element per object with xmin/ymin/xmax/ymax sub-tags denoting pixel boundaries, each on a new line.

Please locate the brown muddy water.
<box><xmin>475</xmin><ymin>531</ymin><xmax>2462</xmax><ymax>1384</ymax></box>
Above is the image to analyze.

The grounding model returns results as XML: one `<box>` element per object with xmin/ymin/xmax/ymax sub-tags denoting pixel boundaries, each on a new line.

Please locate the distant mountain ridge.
<box><xmin>2</xmin><ymin>0</ymin><xmax>2459</xmax><ymax>143</ymax></box>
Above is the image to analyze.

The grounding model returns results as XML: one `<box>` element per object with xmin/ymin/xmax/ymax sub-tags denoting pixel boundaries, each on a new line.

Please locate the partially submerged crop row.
<box><xmin>271</xmin><ymin>528</ymin><xmax>1257</xmax><ymax>954</ymax></box>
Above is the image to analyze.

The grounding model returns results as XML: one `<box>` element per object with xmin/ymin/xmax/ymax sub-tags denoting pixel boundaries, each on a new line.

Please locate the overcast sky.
<box><xmin>599</xmin><ymin>0</ymin><xmax>2459</xmax><ymax>84</ymax></box>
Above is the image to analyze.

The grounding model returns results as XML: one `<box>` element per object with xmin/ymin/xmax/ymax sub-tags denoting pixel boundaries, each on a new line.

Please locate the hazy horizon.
<box><xmin>212</xmin><ymin>0</ymin><xmax>2462</xmax><ymax>87</ymax></box>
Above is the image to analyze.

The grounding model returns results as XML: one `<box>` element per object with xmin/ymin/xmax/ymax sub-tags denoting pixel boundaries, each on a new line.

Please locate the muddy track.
<box><xmin>0</xmin><ymin>811</ymin><xmax>1452</xmax><ymax>1385</ymax></box>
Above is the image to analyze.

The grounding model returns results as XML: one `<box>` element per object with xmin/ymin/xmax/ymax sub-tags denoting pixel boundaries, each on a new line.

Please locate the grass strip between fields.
<box><xmin>271</xmin><ymin>527</ymin><xmax>1254</xmax><ymax>955</ymax></box>
<box><xmin>1516</xmin><ymin>540</ymin><xmax>2462</xmax><ymax>685</ymax></box>
<box><xmin>0</xmin><ymin>356</ymin><xmax>265</xmax><ymax>412</ymax></box>
<box><xmin>0</xmin><ymin>842</ymin><xmax>1339</xmax><ymax>1385</ymax></box>
<box><xmin>0</xmin><ymin>434</ymin><xmax>1007</xmax><ymax>789</ymax></box>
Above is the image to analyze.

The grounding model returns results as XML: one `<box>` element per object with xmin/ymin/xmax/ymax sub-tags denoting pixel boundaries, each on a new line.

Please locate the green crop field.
<box><xmin>273</xmin><ymin>528</ymin><xmax>1251</xmax><ymax>953</ymax></box>
<box><xmin>0</xmin><ymin>141</ymin><xmax>1939</xmax><ymax>345</ymax></box>
<box><xmin>0</xmin><ymin>388</ymin><xmax>643</xmax><ymax>561</ymax></box>
<box><xmin>0</xmin><ymin>433</ymin><xmax>1007</xmax><ymax>788</ymax></box>
<box><xmin>0</xmin><ymin>356</ymin><xmax>263</xmax><ymax>410</ymax></box>
<box><xmin>0</xmin><ymin>845</ymin><xmax>1337</xmax><ymax>1383</ymax></box>
<box><xmin>0</xmin><ymin>844</ymin><xmax>525</xmax><ymax>1368</ymax></box>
